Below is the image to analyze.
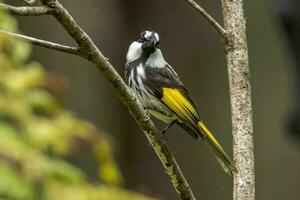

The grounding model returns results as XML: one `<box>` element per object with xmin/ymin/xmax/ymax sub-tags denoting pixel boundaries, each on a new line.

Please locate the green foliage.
<box><xmin>0</xmin><ymin>161</ymin><xmax>34</xmax><ymax>200</ymax></box>
<box><xmin>0</xmin><ymin>8</ymin><xmax>155</xmax><ymax>200</ymax></box>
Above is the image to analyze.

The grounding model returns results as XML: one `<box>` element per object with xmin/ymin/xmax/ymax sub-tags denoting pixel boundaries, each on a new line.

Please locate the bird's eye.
<box><xmin>137</xmin><ymin>37</ymin><xmax>146</xmax><ymax>43</ymax></box>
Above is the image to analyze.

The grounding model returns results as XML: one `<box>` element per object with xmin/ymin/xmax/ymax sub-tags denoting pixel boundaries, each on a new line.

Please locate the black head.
<box><xmin>136</xmin><ymin>30</ymin><xmax>160</xmax><ymax>54</ymax></box>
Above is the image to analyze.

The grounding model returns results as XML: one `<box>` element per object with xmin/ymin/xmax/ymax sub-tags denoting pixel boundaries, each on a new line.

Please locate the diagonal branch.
<box><xmin>183</xmin><ymin>0</ymin><xmax>228</xmax><ymax>38</ymax></box>
<box><xmin>1</xmin><ymin>1</ymin><xmax>196</xmax><ymax>199</ymax></box>
<box><xmin>0</xmin><ymin>3</ymin><xmax>56</xmax><ymax>16</ymax></box>
<box><xmin>0</xmin><ymin>30</ymin><xmax>79</xmax><ymax>55</ymax></box>
<box><xmin>43</xmin><ymin>0</ymin><xmax>195</xmax><ymax>199</ymax></box>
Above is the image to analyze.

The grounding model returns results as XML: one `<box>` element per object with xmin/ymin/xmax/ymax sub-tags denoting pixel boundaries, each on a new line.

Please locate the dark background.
<box><xmin>8</xmin><ymin>0</ymin><xmax>300</xmax><ymax>199</ymax></box>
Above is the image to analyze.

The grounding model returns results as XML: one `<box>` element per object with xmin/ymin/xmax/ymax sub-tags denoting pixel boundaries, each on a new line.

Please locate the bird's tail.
<box><xmin>198</xmin><ymin>121</ymin><xmax>237</xmax><ymax>176</ymax></box>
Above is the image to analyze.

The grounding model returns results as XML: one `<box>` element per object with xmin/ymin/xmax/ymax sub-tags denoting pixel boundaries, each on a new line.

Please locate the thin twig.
<box><xmin>0</xmin><ymin>30</ymin><xmax>79</xmax><ymax>55</ymax></box>
<box><xmin>0</xmin><ymin>3</ymin><xmax>56</xmax><ymax>16</ymax></box>
<box><xmin>1</xmin><ymin>1</ymin><xmax>196</xmax><ymax>199</ymax></box>
<box><xmin>183</xmin><ymin>0</ymin><xmax>228</xmax><ymax>38</ymax></box>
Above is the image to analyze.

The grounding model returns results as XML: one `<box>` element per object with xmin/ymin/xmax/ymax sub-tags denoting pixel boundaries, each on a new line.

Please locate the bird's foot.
<box><xmin>160</xmin><ymin>132</ymin><xmax>168</xmax><ymax>144</ymax></box>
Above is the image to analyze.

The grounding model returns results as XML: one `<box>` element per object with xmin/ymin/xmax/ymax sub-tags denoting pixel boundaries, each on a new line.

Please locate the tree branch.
<box><xmin>183</xmin><ymin>0</ymin><xmax>228</xmax><ymax>38</ymax></box>
<box><xmin>184</xmin><ymin>0</ymin><xmax>255</xmax><ymax>199</ymax></box>
<box><xmin>2</xmin><ymin>1</ymin><xmax>196</xmax><ymax>199</ymax></box>
<box><xmin>221</xmin><ymin>0</ymin><xmax>255</xmax><ymax>200</ymax></box>
<box><xmin>0</xmin><ymin>30</ymin><xmax>79</xmax><ymax>56</ymax></box>
<box><xmin>0</xmin><ymin>3</ymin><xmax>56</xmax><ymax>16</ymax></box>
<box><xmin>45</xmin><ymin>1</ymin><xmax>195</xmax><ymax>199</ymax></box>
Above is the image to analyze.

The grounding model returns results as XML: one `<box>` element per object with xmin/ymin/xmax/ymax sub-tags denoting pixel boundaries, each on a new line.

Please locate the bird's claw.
<box><xmin>161</xmin><ymin>134</ymin><xmax>168</xmax><ymax>144</ymax></box>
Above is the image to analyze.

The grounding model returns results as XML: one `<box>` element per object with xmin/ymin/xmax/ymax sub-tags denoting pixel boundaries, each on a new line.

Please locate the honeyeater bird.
<box><xmin>125</xmin><ymin>30</ymin><xmax>237</xmax><ymax>176</ymax></box>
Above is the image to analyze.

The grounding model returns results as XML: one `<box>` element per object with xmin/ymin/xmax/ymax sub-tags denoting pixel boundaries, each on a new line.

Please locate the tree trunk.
<box><xmin>221</xmin><ymin>1</ymin><xmax>255</xmax><ymax>200</ymax></box>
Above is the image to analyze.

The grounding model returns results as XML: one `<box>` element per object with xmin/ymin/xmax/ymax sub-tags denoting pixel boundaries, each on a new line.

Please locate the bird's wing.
<box><xmin>144</xmin><ymin>64</ymin><xmax>201</xmax><ymax>129</ymax></box>
<box><xmin>144</xmin><ymin>65</ymin><xmax>237</xmax><ymax>175</ymax></box>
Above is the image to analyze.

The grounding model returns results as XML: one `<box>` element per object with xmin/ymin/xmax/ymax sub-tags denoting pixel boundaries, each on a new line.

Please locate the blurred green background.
<box><xmin>1</xmin><ymin>0</ymin><xmax>300</xmax><ymax>199</ymax></box>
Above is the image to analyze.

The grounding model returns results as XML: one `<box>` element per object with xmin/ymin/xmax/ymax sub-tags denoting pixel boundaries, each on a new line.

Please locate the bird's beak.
<box><xmin>142</xmin><ymin>35</ymin><xmax>159</xmax><ymax>52</ymax></box>
<box><xmin>150</xmin><ymin>35</ymin><xmax>159</xmax><ymax>47</ymax></box>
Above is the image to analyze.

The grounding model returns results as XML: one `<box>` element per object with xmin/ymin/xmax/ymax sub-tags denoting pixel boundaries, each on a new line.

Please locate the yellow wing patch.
<box><xmin>161</xmin><ymin>88</ymin><xmax>199</xmax><ymax>123</ymax></box>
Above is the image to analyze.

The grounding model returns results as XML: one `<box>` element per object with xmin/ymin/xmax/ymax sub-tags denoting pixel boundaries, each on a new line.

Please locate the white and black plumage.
<box><xmin>125</xmin><ymin>30</ymin><xmax>237</xmax><ymax>176</ymax></box>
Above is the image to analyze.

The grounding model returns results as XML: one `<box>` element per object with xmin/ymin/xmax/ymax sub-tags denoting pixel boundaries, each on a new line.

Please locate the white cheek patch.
<box><xmin>126</xmin><ymin>41</ymin><xmax>142</xmax><ymax>62</ymax></box>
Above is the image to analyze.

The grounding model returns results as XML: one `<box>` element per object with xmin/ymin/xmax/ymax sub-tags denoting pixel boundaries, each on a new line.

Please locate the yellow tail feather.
<box><xmin>160</xmin><ymin>87</ymin><xmax>237</xmax><ymax>175</ymax></box>
<box><xmin>198</xmin><ymin>121</ymin><xmax>237</xmax><ymax>176</ymax></box>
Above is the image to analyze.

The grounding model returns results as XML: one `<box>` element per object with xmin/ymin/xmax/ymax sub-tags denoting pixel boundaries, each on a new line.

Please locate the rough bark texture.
<box><xmin>221</xmin><ymin>1</ymin><xmax>255</xmax><ymax>200</ymax></box>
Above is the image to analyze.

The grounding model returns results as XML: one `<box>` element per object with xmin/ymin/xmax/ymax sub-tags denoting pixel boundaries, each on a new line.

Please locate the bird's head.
<box><xmin>126</xmin><ymin>30</ymin><xmax>160</xmax><ymax>62</ymax></box>
<box><xmin>137</xmin><ymin>30</ymin><xmax>160</xmax><ymax>53</ymax></box>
